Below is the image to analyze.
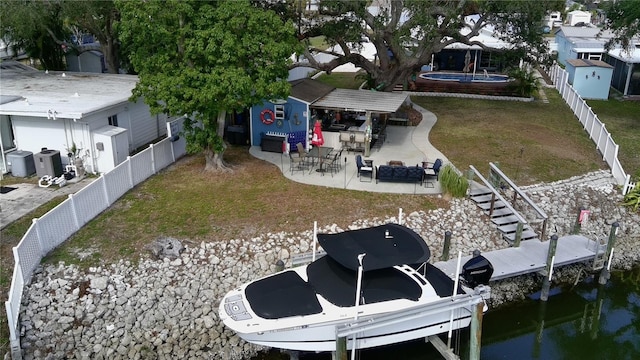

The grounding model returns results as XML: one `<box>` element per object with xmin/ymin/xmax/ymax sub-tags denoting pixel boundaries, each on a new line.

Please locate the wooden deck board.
<box><xmin>434</xmin><ymin>235</ymin><xmax>597</xmax><ymax>281</ymax></box>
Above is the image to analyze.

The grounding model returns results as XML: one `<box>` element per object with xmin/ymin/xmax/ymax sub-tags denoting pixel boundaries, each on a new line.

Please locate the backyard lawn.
<box><xmin>1</xmin><ymin>82</ymin><xmax>638</xmax><ymax>354</ymax></box>
<box><xmin>587</xmin><ymin>98</ymin><xmax>640</xmax><ymax>179</ymax></box>
<box><xmin>412</xmin><ymin>88</ymin><xmax>609</xmax><ymax>185</ymax></box>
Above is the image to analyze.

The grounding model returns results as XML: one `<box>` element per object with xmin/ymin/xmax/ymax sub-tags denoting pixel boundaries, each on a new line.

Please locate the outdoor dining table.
<box><xmin>307</xmin><ymin>146</ymin><xmax>333</xmax><ymax>174</ymax></box>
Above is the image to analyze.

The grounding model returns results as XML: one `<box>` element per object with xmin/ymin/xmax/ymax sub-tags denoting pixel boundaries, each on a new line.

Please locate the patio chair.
<box><xmin>423</xmin><ymin>158</ymin><xmax>442</xmax><ymax>187</ymax></box>
<box><xmin>325</xmin><ymin>151</ymin><xmax>341</xmax><ymax>177</ymax></box>
<box><xmin>356</xmin><ymin>154</ymin><xmax>373</xmax><ymax>182</ymax></box>
<box><xmin>289</xmin><ymin>152</ymin><xmax>309</xmax><ymax>175</ymax></box>
<box><xmin>327</xmin><ymin>148</ymin><xmax>344</xmax><ymax>171</ymax></box>
<box><xmin>295</xmin><ymin>142</ymin><xmax>313</xmax><ymax>166</ymax></box>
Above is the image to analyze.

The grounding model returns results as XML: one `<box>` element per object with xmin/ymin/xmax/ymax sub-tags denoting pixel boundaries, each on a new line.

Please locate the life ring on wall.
<box><xmin>260</xmin><ymin>109</ymin><xmax>275</xmax><ymax>125</ymax></box>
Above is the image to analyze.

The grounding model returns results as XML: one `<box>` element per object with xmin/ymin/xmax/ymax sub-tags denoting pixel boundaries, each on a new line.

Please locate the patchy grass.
<box><xmin>2</xmin><ymin>82</ymin><xmax>635</xmax><ymax>353</ymax></box>
<box><xmin>40</xmin><ymin>149</ymin><xmax>442</xmax><ymax>269</ymax></box>
<box><xmin>412</xmin><ymin>88</ymin><xmax>607</xmax><ymax>184</ymax></box>
<box><xmin>587</xmin><ymin>98</ymin><xmax>640</xmax><ymax>179</ymax></box>
<box><xmin>308</xmin><ymin>36</ymin><xmax>331</xmax><ymax>51</ymax></box>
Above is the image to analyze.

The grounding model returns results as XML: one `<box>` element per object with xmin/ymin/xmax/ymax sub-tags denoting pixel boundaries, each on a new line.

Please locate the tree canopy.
<box><xmin>117</xmin><ymin>0</ymin><xmax>300</xmax><ymax>170</ymax></box>
<box><xmin>602</xmin><ymin>0</ymin><xmax>640</xmax><ymax>51</ymax></box>
<box><xmin>0</xmin><ymin>0</ymin><xmax>68</xmax><ymax>70</ymax></box>
<box><xmin>0</xmin><ymin>0</ymin><xmax>122</xmax><ymax>73</ymax></box>
<box><xmin>287</xmin><ymin>0</ymin><xmax>563</xmax><ymax>91</ymax></box>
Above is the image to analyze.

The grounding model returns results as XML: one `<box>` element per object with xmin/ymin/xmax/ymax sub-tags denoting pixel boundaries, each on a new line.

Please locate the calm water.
<box><xmin>252</xmin><ymin>266</ymin><xmax>640</xmax><ymax>360</ymax></box>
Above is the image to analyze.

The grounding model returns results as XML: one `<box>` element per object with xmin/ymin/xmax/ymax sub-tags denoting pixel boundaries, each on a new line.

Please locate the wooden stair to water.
<box><xmin>468</xmin><ymin>182</ymin><xmax>539</xmax><ymax>244</ymax></box>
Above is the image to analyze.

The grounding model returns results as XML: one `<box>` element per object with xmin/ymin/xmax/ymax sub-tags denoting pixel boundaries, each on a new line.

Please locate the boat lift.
<box><xmin>333</xmin><ymin>288</ymin><xmax>490</xmax><ymax>360</ymax></box>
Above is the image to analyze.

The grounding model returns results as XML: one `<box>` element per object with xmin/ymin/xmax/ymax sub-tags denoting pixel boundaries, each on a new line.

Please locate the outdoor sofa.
<box><xmin>375</xmin><ymin>164</ymin><xmax>424</xmax><ymax>184</ymax></box>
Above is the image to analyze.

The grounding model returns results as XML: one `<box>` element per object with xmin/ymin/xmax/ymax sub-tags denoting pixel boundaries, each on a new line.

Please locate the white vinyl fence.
<box><xmin>5</xmin><ymin>117</ymin><xmax>187</xmax><ymax>359</ymax></box>
<box><xmin>549</xmin><ymin>64</ymin><xmax>636</xmax><ymax>195</ymax></box>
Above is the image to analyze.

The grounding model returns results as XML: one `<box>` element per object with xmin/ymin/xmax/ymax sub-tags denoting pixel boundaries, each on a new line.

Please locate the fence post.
<box><xmin>100</xmin><ymin>173</ymin><xmax>111</xmax><ymax>206</ymax></box>
<box><xmin>68</xmin><ymin>194</ymin><xmax>81</xmax><ymax>231</ymax></box>
<box><xmin>127</xmin><ymin>155</ymin><xmax>134</xmax><ymax>187</ymax></box>
<box><xmin>7</xmin><ymin>255</ymin><xmax>23</xmax><ymax>360</ymax></box>
<box><xmin>33</xmin><ymin>218</ymin><xmax>46</xmax><ymax>257</ymax></box>
<box><xmin>170</xmin><ymin>138</ymin><xmax>176</xmax><ymax>162</ymax></box>
<box><xmin>150</xmin><ymin>143</ymin><xmax>157</xmax><ymax>174</ymax></box>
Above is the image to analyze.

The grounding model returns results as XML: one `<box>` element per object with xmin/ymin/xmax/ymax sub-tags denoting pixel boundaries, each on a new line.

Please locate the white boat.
<box><xmin>219</xmin><ymin>223</ymin><xmax>493</xmax><ymax>352</ymax></box>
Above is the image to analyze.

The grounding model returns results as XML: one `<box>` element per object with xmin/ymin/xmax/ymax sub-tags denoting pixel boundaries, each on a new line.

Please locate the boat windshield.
<box><xmin>307</xmin><ymin>256</ymin><xmax>422</xmax><ymax>307</ymax></box>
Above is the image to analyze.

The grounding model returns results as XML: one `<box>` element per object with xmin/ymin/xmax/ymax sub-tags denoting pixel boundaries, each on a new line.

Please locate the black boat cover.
<box><xmin>317</xmin><ymin>223</ymin><xmax>431</xmax><ymax>271</ymax></box>
<box><xmin>245</xmin><ymin>270</ymin><xmax>322</xmax><ymax>319</ymax></box>
<box><xmin>307</xmin><ymin>256</ymin><xmax>422</xmax><ymax>307</ymax></box>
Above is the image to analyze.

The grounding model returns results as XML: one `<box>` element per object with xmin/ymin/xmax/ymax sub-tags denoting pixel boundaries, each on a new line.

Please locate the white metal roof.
<box><xmin>311</xmin><ymin>89</ymin><xmax>408</xmax><ymax>113</ymax></box>
<box><xmin>0</xmin><ymin>65</ymin><xmax>138</xmax><ymax>119</ymax></box>
<box><xmin>608</xmin><ymin>47</ymin><xmax>640</xmax><ymax>64</ymax></box>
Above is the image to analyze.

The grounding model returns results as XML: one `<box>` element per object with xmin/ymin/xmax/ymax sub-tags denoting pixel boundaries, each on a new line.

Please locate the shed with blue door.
<box><xmin>250</xmin><ymin>79</ymin><xmax>335</xmax><ymax>153</ymax></box>
<box><xmin>565</xmin><ymin>59</ymin><xmax>613</xmax><ymax>100</ymax></box>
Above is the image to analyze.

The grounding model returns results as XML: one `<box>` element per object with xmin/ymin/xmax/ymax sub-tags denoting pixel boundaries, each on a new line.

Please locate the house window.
<box><xmin>108</xmin><ymin>114</ymin><xmax>118</xmax><ymax>127</ymax></box>
<box><xmin>274</xmin><ymin>104</ymin><xmax>285</xmax><ymax>120</ymax></box>
<box><xmin>578</xmin><ymin>53</ymin><xmax>602</xmax><ymax>61</ymax></box>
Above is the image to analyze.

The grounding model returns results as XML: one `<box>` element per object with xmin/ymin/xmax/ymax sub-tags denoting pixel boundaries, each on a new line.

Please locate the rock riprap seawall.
<box><xmin>19</xmin><ymin>171</ymin><xmax>640</xmax><ymax>359</ymax></box>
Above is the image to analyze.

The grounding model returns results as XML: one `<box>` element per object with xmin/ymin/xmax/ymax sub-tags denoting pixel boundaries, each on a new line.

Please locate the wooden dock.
<box><xmin>434</xmin><ymin>235</ymin><xmax>601</xmax><ymax>281</ymax></box>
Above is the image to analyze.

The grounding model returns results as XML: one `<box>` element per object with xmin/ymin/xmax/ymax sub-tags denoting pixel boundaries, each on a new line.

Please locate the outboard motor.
<box><xmin>462</xmin><ymin>250</ymin><xmax>494</xmax><ymax>288</ymax></box>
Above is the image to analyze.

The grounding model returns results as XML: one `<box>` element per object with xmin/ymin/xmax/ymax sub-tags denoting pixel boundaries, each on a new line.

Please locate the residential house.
<box><xmin>65</xmin><ymin>50</ymin><xmax>106</xmax><ymax>73</ymax></box>
<box><xmin>567</xmin><ymin>10</ymin><xmax>592</xmax><ymax>26</ymax></box>
<box><xmin>544</xmin><ymin>11</ymin><xmax>563</xmax><ymax>29</ymax></box>
<box><xmin>555</xmin><ymin>25</ymin><xmax>640</xmax><ymax>96</ymax></box>
<box><xmin>250</xmin><ymin>78</ymin><xmax>409</xmax><ymax>154</ymax></box>
<box><xmin>0</xmin><ymin>61</ymin><xmax>173</xmax><ymax>175</ymax></box>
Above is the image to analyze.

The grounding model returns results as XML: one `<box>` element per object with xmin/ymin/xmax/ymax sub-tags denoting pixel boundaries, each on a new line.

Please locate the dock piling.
<box><xmin>469</xmin><ymin>302</ymin><xmax>484</xmax><ymax>360</ymax></box>
<box><xmin>598</xmin><ymin>221</ymin><xmax>619</xmax><ymax>285</ymax></box>
<box><xmin>441</xmin><ymin>230</ymin><xmax>452</xmax><ymax>261</ymax></box>
<box><xmin>540</xmin><ymin>234</ymin><xmax>559</xmax><ymax>302</ymax></box>
<box><xmin>335</xmin><ymin>336</ymin><xmax>347</xmax><ymax>360</ymax></box>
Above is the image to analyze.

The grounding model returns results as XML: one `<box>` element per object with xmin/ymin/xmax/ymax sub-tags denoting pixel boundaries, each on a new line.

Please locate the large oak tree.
<box><xmin>288</xmin><ymin>0</ymin><xmax>563</xmax><ymax>91</ymax></box>
<box><xmin>602</xmin><ymin>0</ymin><xmax>640</xmax><ymax>51</ymax></box>
<box><xmin>117</xmin><ymin>0</ymin><xmax>300</xmax><ymax>171</ymax></box>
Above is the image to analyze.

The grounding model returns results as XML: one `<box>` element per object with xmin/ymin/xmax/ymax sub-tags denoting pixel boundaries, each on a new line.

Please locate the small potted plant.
<box><xmin>66</xmin><ymin>142</ymin><xmax>86</xmax><ymax>178</ymax></box>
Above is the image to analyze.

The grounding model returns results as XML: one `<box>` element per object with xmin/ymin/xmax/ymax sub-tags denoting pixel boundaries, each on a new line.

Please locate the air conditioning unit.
<box><xmin>6</xmin><ymin>150</ymin><xmax>36</xmax><ymax>177</ymax></box>
<box><xmin>34</xmin><ymin>149</ymin><xmax>63</xmax><ymax>177</ymax></box>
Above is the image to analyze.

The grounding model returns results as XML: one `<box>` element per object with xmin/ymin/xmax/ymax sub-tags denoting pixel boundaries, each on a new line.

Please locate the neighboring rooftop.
<box><xmin>312</xmin><ymin>88</ymin><xmax>409</xmax><ymax>113</ymax></box>
<box><xmin>0</xmin><ymin>61</ymin><xmax>138</xmax><ymax>119</ymax></box>
<box><xmin>566</xmin><ymin>59</ymin><xmax>613</xmax><ymax>68</ymax></box>
<box><xmin>289</xmin><ymin>78</ymin><xmax>335</xmax><ymax>103</ymax></box>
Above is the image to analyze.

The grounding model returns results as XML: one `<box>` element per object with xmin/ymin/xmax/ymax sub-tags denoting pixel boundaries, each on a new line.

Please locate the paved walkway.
<box><xmin>249</xmin><ymin>103</ymin><xmax>449</xmax><ymax>195</ymax></box>
<box><xmin>0</xmin><ymin>176</ymin><xmax>93</xmax><ymax>230</ymax></box>
<box><xmin>1</xmin><ymin>103</ymin><xmax>448</xmax><ymax>230</ymax></box>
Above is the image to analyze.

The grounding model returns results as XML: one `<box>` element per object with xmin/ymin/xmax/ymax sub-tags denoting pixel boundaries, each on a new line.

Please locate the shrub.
<box><xmin>439</xmin><ymin>164</ymin><xmax>469</xmax><ymax>198</ymax></box>
<box><xmin>506</xmin><ymin>67</ymin><xmax>540</xmax><ymax>97</ymax></box>
<box><xmin>623</xmin><ymin>182</ymin><xmax>640</xmax><ymax>212</ymax></box>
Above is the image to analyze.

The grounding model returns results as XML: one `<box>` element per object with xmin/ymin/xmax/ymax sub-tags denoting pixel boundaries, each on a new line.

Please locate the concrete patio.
<box><xmin>249</xmin><ymin>104</ymin><xmax>450</xmax><ymax>195</ymax></box>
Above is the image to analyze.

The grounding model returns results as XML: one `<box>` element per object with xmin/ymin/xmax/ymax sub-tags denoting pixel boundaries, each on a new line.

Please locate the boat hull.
<box><xmin>235</xmin><ymin>307</ymin><xmax>472</xmax><ymax>352</ymax></box>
